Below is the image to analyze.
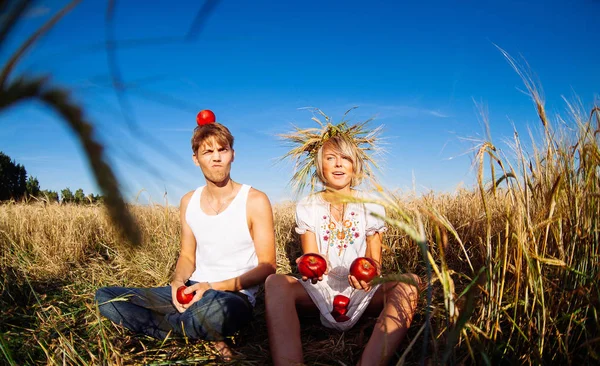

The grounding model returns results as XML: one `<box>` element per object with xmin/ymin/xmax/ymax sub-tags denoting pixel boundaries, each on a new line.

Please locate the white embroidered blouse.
<box><xmin>295</xmin><ymin>191</ymin><xmax>387</xmax><ymax>330</ymax></box>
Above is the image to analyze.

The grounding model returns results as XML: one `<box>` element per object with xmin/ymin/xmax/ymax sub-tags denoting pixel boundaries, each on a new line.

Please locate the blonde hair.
<box><xmin>279</xmin><ymin>108</ymin><xmax>382</xmax><ymax>195</ymax></box>
<box><xmin>191</xmin><ymin>123</ymin><xmax>234</xmax><ymax>155</ymax></box>
<box><xmin>315</xmin><ymin>135</ymin><xmax>364</xmax><ymax>187</ymax></box>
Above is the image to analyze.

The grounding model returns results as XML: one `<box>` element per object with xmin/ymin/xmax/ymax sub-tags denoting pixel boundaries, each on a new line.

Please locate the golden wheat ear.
<box><xmin>1</xmin><ymin>76</ymin><xmax>141</xmax><ymax>246</ymax></box>
<box><xmin>278</xmin><ymin>108</ymin><xmax>384</xmax><ymax>196</ymax></box>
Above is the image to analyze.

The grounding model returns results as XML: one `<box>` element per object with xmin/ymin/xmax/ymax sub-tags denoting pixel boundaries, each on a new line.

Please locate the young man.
<box><xmin>95</xmin><ymin>120</ymin><xmax>276</xmax><ymax>357</ymax></box>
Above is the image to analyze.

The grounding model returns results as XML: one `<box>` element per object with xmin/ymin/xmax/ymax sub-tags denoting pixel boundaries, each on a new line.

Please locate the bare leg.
<box><xmin>213</xmin><ymin>341</ymin><xmax>233</xmax><ymax>360</ymax></box>
<box><xmin>359</xmin><ymin>274</ymin><xmax>420</xmax><ymax>366</ymax></box>
<box><xmin>265</xmin><ymin>274</ymin><xmax>318</xmax><ymax>366</ymax></box>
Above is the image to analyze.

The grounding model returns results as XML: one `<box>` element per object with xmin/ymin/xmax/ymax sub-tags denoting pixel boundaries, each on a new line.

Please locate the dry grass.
<box><xmin>2</xmin><ymin>97</ymin><xmax>599</xmax><ymax>364</ymax></box>
<box><xmin>2</xmin><ymin>98</ymin><xmax>600</xmax><ymax>364</ymax></box>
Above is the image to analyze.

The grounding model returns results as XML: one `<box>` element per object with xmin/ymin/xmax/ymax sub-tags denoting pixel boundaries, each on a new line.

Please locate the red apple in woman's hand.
<box><xmin>297</xmin><ymin>253</ymin><xmax>327</xmax><ymax>279</ymax></box>
<box><xmin>176</xmin><ymin>285</ymin><xmax>194</xmax><ymax>304</ymax></box>
<box><xmin>349</xmin><ymin>257</ymin><xmax>378</xmax><ymax>283</ymax></box>
<box><xmin>196</xmin><ymin>109</ymin><xmax>216</xmax><ymax>126</ymax></box>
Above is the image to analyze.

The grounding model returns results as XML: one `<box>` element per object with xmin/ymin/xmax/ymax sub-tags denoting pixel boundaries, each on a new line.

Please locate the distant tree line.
<box><xmin>0</xmin><ymin>151</ymin><xmax>104</xmax><ymax>204</ymax></box>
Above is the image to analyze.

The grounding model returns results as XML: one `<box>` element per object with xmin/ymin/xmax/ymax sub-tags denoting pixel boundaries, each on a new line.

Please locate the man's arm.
<box><xmin>170</xmin><ymin>191</ymin><xmax>197</xmax><ymax>312</ymax></box>
<box><xmin>209</xmin><ymin>188</ymin><xmax>276</xmax><ymax>291</ymax></box>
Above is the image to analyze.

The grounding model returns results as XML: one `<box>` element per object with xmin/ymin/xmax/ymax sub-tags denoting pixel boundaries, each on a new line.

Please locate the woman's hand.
<box><xmin>348</xmin><ymin>274</ymin><xmax>372</xmax><ymax>291</ymax></box>
<box><xmin>296</xmin><ymin>256</ymin><xmax>327</xmax><ymax>284</ymax></box>
<box><xmin>348</xmin><ymin>260</ymin><xmax>380</xmax><ymax>292</ymax></box>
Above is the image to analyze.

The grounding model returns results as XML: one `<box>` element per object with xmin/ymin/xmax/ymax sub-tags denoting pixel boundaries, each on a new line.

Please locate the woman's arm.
<box><xmin>349</xmin><ymin>232</ymin><xmax>383</xmax><ymax>291</ymax></box>
<box><xmin>300</xmin><ymin>230</ymin><xmax>320</xmax><ymax>254</ymax></box>
<box><xmin>365</xmin><ymin>232</ymin><xmax>383</xmax><ymax>265</ymax></box>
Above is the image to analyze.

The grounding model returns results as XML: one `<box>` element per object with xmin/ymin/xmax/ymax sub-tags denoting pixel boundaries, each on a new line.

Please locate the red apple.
<box><xmin>349</xmin><ymin>257</ymin><xmax>378</xmax><ymax>283</ymax></box>
<box><xmin>332</xmin><ymin>306</ymin><xmax>347</xmax><ymax>316</ymax></box>
<box><xmin>333</xmin><ymin>294</ymin><xmax>350</xmax><ymax>310</ymax></box>
<box><xmin>331</xmin><ymin>294</ymin><xmax>350</xmax><ymax>322</ymax></box>
<box><xmin>176</xmin><ymin>285</ymin><xmax>194</xmax><ymax>304</ymax></box>
<box><xmin>331</xmin><ymin>309</ymin><xmax>351</xmax><ymax>322</ymax></box>
<box><xmin>196</xmin><ymin>109</ymin><xmax>216</xmax><ymax>126</ymax></box>
<box><xmin>297</xmin><ymin>253</ymin><xmax>327</xmax><ymax>279</ymax></box>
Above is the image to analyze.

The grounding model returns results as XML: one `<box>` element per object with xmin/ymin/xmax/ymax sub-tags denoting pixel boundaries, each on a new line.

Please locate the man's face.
<box><xmin>192</xmin><ymin>137</ymin><xmax>235</xmax><ymax>184</ymax></box>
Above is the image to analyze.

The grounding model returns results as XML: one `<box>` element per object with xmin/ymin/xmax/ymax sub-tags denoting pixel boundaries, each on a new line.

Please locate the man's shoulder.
<box><xmin>180</xmin><ymin>189</ymin><xmax>198</xmax><ymax>206</ymax></box>
<box><xmin>247</xmin><ymin>186</ymin><xmax>270</xmax><ymax>204</ymax></box>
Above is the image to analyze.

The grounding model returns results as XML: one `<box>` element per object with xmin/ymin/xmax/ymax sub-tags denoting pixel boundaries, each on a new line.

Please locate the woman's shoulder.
<box><xmin>297</xmin><ymin>192</ymin><xmax>322</xmax><ymax>205</ymax></box>
<box><xmin>350</xmin><ymin>190</ymin><xmax>385</xmax><ymax>213</ymax></box>
<box><xmin>349</xmin><ymin>190</ymin><xmax>381</xmax><ymax>205</ymax></box>
<box><xmin>295</xmin><ymin>193</ymin><xmax>327</xmax><ymax>216</ymax></box>
<box><xmin>352</xmin><ymin>189</ymin><xmax>377</xmax><ymax>199</ymax></box>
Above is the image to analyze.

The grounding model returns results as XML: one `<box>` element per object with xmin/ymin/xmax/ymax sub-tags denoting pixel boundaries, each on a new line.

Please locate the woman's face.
<box><xmin>321</xmin><ymin>144</ymin><xmax>354</xmax><ymax>191</ymax></box>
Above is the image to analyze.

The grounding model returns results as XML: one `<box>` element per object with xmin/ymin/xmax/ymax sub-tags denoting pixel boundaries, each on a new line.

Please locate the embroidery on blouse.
<box><xmin>321</xmin><ymin>210</ymin><xmax>360</xmax><ymax>256</ymax></box>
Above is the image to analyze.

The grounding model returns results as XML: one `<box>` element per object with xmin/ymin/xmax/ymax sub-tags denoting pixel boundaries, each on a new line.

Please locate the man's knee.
<box><xmin>186</xmin><ymin>291</ymin><xmax>251</xmax><ymax>340</ymax></box>
<box><xmin>95</xmin><ymin>287</ymin><xmax>111</xmax><ymax>304</ymax></box>
<box><xmin>95</xmin><ymin>287</ymin><xmax>116</xmax><ymax>315</ymax></box>
<box><xmin>95</xmin><ymin>287</ymin><xmax>123</xmax><ymax>322</ymax></box>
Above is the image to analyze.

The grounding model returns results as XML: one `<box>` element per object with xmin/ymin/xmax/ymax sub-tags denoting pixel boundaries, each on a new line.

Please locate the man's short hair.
<box><xmin>191</xmin><ymin>123</ymin><xmax>235</xmax><ymax>154</ymax></box>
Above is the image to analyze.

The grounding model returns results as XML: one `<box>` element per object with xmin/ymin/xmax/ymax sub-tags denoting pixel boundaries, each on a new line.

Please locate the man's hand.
<box><xmin>178</xmin><ymin>282</ymin><xmax>212</xmax><ymax>311</ymax></box>
<box><xmin>170</xmin><ymin>279</ymin><xmax>187</xmax><ymax>313</ymax></box>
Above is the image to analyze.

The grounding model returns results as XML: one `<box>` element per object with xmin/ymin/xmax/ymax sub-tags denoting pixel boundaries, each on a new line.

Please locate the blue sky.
<box><xmin>1</xmin><ymin>0</ymin><xmax>598</xmax><ymax>204</ymax></box>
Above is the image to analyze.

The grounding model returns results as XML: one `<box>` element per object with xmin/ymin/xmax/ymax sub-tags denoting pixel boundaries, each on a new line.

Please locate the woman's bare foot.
<box><xmin>213</xmin><ymin>340</ymin><xmax>234</xmax><ymax>361</ymax></box>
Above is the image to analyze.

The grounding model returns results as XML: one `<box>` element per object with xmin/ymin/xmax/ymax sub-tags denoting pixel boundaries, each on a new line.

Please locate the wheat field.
<box><xmin>1</xmin><ymin>100</ymin><xmax>599</xmax><ymax>364</ymax></box>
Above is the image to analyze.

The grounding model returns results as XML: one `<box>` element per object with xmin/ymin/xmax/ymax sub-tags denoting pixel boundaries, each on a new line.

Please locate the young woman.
<box><xmin>266</xmin><ymin>121</ymin><xmax>420</xmax><ymax>366</ymax></box>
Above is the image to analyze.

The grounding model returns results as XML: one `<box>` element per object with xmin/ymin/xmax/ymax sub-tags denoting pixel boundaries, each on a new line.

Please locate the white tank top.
<box><xmin>187</xmin><ymin>184</ymin><xmax>259</xmax><ymax>305</ymax></box>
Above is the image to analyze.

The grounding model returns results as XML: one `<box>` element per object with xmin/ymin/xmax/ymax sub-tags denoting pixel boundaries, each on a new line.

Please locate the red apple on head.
<box><xmin>349</xmin><ymin>257</ymin><xmax>378</xmax><ymax>283</ymax></box>
<box><xmin>196</xmin><ymin>109</ymin><xmax>216</xmax><ymax>126</ymax></box>
<box><xmin>176</xmin><ymin>285</ymin><xmax>194</xmax><ymax>304</ymax></box>
<box><xmin>297</xmin><ymin>253</ymin><xmax>327</xmax><ymax>279</ymax></box>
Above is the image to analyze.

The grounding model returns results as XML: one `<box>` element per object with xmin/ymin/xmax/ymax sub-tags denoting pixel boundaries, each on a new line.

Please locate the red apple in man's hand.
<box><xmin>176</xmin><ymin>285</ymin><xmax>194</xmax><ymax>304</ymax></box>
<box><xmin>297</xmin><ymin>253</ymin><xmax>327</xmax><ymax>279</ymax></box>
<box><xmin>349</xmin><ymin>257</ymin><xmax>378</xmax><ymax>283</ymax></box>
<box><xmin>196</xmin><ymin>109</ymin><xmax>216</xmax><ymax>126</ymax></box>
